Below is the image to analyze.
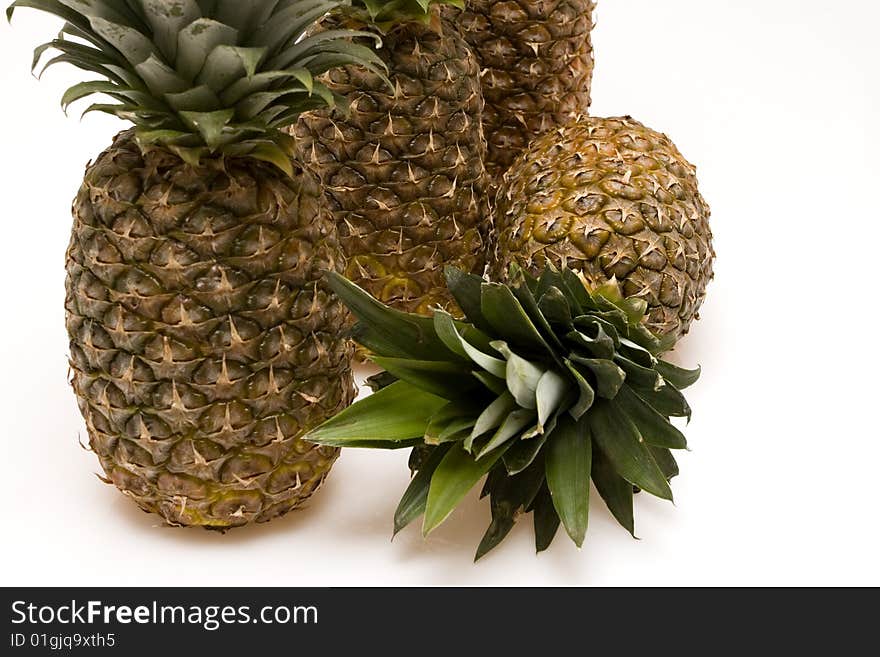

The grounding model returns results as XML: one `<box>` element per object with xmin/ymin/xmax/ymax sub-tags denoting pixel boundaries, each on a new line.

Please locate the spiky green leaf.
<box><xmin>536</xmin><ymin>369</ymin><xmax>568</xmax><ymax>428</ymax></box>
<box><xmin>656</xmin><ymin>360</ymin><xmax>701</xmax><ymax>389</ymax></box>
<box><xmin>630</xmin><ymin>380</ymin><xmax>692</xmax><ymax>420</ymax></box>
<box><xmin>650</xmin><ymin>446</ymin><xmax>679</xmax><ymax>481</ymax></box>
<box><xmin>444</xmin><ymin>266</ymin><xmax>493</xmax><ymax>332</ymax></box>
<box><xmin>179</xmin><ymin>109</ymin><xmax>233</xmax><ymax>148</ymax></box>
<box><xmin>545</xmin><ymin>415</ymin><xmax>591</xmax><ymax>547</ymax></box>
<box><xmin>615</xmin><ymin>354</ymin><xmax>663</xmax><ymax>390</ymax></box>
<box><xmin>326</xmin><ymin>271</ymin><xmax>459</xmax><ymax>361</ymax></box>
<box><xmin>589</xmin><ymin>400</ymin><xmax>673</xmax><ymax>501</ymax></box>
<box><xmin>164</xmin><ymin>84</ymin><xmax>221</xmax><ymax>112</ymax></box>
<box><xmin>481</xmin><ymin>283</ymin><xmax>556</xmax><ymax>361</ymax></box>
<box><xmin>565</xmin><ymin>359</ymin><xmax>595</xmax><ymax>419</ymax></box>
<box><xmin>433</xmin><ymin>311</ymin><xmax>504</xmax><ymax>376</ymax></box>
<box><xmin>424</xmin><ymin>401</ymin><xmax>477</xmax><ymax>445</ymax></box>
<box><xmin>423</xmin><ymin>442</ymin><xmax>511</xmax><ymax>535</ymax></box>
<box><xmin>618</xmin><ymin>337</ymin><xmax>655</xmax><ymax>367</ymax></box>
<box><xmin>532</xmin><ymin>485</ymin><xmax>561</xmax><ymax>553</ymax></box>
<box><xmin>615</xmin><ymin>385</ymin><xmax>688</xmax><ymax>450</ymax></box>
<box><xmin>475</xmin><ymin>408</ymin><xmax>535</xmax><ymax>459</ymax></box>
<box><xmin>307</xmin><ymin>380</ymin><xmax>446</xmax><ymax>447</ymax></box>
<box><xmin>492</xmin><ymin>341</ymin><xmax>544</xmax><ymax>410</ymax></box>
<box><xmin>591</xmin><ymin>441</ymin><xmax>636</xmax><ymax>537</ymax></box>
<box><xmin>61</xmin><ymin>80</ymin><xmax>123</xmax><ymax>113</ymax></box>
<box><xmin>89</xmin><ymin>16</ymin><xmax>154</xmax><ymax>66</ymax></box>
<box><xmin>393</xmin><ymin>443</ymin><xmax>451</xmax><ymax>536</ymax></box>
<box><xmin>503</xmin><ymin>430</ymin><xmax>548</xmax><ymax>476</ymax></box>
<box><xmin>248</xmin><ymin>142</ymin><xmax>294</xmax><ymax>177</ymax></box>
<box><xmin>475</xmin><ymin>459</ymin><xmax>545</xmax><ymax>561</ymax></box>
<box><xmin>568</xmin><ymin>355</ymin><xmax>626</xmax><ymax>399</ymax></box>
<box><xmin>537</xmin><ymin>286</ymin><xmax>573</xmax><ymax>327</ymax></box>
<box><xmin>466</xmin><ymin>391</ymin><xmax>516</xmax><ymax>451</ymax></box>
<box><xmin>251</xmin><ymin>0</ymin><xmax>341</xmax><ymax>55</ymax></box>
<box><xmin>196</xmin><ymin>45</ymin><xmax>266</xmax><ymax>92</ymax></box>
<box><xmin>510</xmin><ymin>272</ymin><xmax>565</xmax><ymax>350</ymax></box>
<box><xmin>561</xmin><ymin>267</ymin><xmax>593</xmax><ymax>304</ymax></box>
<box><xmin>139</xmin><ymin>0</ymin><xmax>200</xmax><ymax>63</ymax></box>
<box><xmin>370</xmin><ymin>356</ymin><xmax>477</xmax><ymax>400</ymax></box>
<box><xmin>175</xmin><ymin>17</ymin><xmax>238</xmax><ymax>81</ymax></box>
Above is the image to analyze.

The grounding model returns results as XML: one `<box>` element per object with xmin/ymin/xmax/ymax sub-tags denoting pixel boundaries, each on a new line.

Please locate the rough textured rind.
<box><xmin>491</xmin><ymin>116</ymin><xmax>715</xmax><ymax>341</ymax></box>
<box><xmin>293</xmin><ymin>17</ymin><xmax>489</xmax><ymax>315</ymax></box>
<box><xmin>454</xmin><ymin>0</ymin><xmax>595</xmax><ymax>181</ymax></box>
<box><xmin>65</xmin><ymin>131</ymin><xmax>355</xmax><ymax>528</ymax></box>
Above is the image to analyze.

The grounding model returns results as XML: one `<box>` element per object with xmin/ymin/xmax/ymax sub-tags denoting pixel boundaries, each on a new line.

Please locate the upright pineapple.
<box><xmin>491</xmin><ymin>116</ymin><xmax>714</xmax><ymax>343</ymax></box>
<box><xmin>9</xmin><ymin>0</ymin><xmax>387</xmax><ymax>528</ymax></box>
<box><xmin>293</xmin><ymin>0</ymin><xmax>489</xmax><ymax>315</ymax></box>
<box><xmin>454</xmin><ymin>0</ymin><xmax>595</xmax><ymax>181</ymax></box>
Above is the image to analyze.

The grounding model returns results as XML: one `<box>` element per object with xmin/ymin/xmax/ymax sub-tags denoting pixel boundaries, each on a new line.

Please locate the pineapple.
<box><xmin>454</xmin><ymin>0</ymin><xmax>595</xmax><ymax>181</ymax></box>
<box><xmin>8</xmin><ymin>0</ymin><xmax>387</xmax><ymax>528</ymax></box>
<box><xmin>293</xmin><ymin>0</ymin><xmax>489</xmax><ymax>316</ymax></box>
<box><xmin>308</xmin><ymin>265</ymin><xmax>700</xmax><ymax>558</ymax></box>
<box><xmin>490</xmin><ymin>116</ymin><xmax>714</xmax><ymax>343</ymax></box>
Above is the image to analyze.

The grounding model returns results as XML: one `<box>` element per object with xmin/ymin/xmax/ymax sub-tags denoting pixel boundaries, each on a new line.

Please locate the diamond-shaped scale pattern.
<box><xmin>453</xmin><ymin>0</ymin><xmax>595</xmax><ymax>181</ymax></box>
<box><xmin>293</xmin><ymin>18</ymin><xmax>489</xmax><ymax>315</ymax></box>
<box><xmin>65</xmin><ymin>131</ymin><xmax>355</xmax><ymax>528</ymax></box>
<box><xmin>491</xmin><ymin>116</ymin><xmax>715</xmax><ymax>341</ymax></box>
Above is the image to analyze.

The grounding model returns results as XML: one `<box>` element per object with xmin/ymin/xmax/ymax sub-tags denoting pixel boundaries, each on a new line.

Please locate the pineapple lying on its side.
<box><xmin>307</xmin><ymin>266</ymin><xmax>701</xmax><ymax>559</ymax></box>
<box><xmin>8</xmin><ymin>0</ymin><xmax>388</xmax><ymax>528</ymax></box>
<box><xmin>491</xmin><ymin>116</ymin><xmax>714</xmax><ymax>343</ymax></box>
<box><xmin>294</xmin><ymin>0</ymin><xmax>490</xmax><ymax>316</ymax></box>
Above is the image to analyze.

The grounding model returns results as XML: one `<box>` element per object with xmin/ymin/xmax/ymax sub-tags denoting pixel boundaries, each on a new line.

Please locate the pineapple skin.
<box><xmin>65</xmin><ymin>131</ymin><xmax>356</xmax><ymax>528</ymax></box>
<box><xmin>455</xmin><ymin>0</ymin><xmax>595</xmax><ymax>181</ymax></box>
<box><xmin>293</xmin><ymin>18</ymin><xmax>489</xmax><ymax>315</ymax></box>
<box><xmin>490</xmin><ymin>116</ymin><xmax>715</xmax><ymax>341</ymax></box>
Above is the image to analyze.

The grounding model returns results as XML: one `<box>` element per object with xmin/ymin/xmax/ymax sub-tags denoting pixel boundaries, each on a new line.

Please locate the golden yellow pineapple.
<box><xmin>491</xmin><ymin>116</ymin><xmax>714</xmax><ymax>342</ymax></box>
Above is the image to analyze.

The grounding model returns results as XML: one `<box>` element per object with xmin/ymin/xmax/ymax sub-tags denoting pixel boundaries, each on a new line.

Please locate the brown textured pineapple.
<box><xmin>491</xmin><ymin>116</ymin><xmax>714</xmax><ymax>342</ymax></box>
<box><xmin>8</xmin><ymin>0</ymin><xmax>392</xmax><ymax>527</ymax></box>
<box><xmin>293</xmin><ymin>13</ymin><xmax>489</xmax><ymax>315</ymax></box>
<box><xmin>455</xmin><ymin>0</ymin><xmax>595</xmax><ymax>181</ymax></box>
<box><xmin>66</xmin><ymin>133</ymin><xmax>355</xmax><ymax>527</ymax></box>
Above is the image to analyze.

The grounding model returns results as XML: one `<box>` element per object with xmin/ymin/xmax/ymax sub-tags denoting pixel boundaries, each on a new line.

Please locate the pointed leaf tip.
<box><xmin>545</xmin><ymin>415</ymin><xmax>591</xmax><ymax>547</ymax></box>
<box><xmin>656</xmin><ymin>360</ymin><xmax>701</xmax><ymax>389</ymax></box>
<box><xmin>591</xmin><ymin>447</ymin><xmax>635</xmax><ymax>537</ymax></box>
<box><xmin>423</xmin><ymin>442</ymin><xmax>510</xmax><ymax>536</ymax></box>
<box><xmin>306</xmin><ymin>380</ymin><xmax>445</xmax><ymax>447</ymax></box>
<box><xmin>589</xmin><ymin>399</ymin><xmax>673</xmax><ymax>502</ymax></box>
<box><xmin>393</xmin><ymin>444</ymin><xmax>451</xmax><ymax>537</ymax></box>
<box><xmin>532</xmin><ymin>485</ymin><xmax>561</xmax><ymax>553</ymax></box>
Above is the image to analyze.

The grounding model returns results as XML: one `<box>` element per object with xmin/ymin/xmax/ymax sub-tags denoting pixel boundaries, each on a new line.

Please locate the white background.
<box><xmin>1</xmin><ymin>0</ymin><xmax>878</xmax><ymax>586</ymax></box>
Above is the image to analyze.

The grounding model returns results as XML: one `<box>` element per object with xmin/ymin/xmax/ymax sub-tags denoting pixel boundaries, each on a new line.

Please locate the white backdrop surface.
<box><xmin>0</xmin><ymin>0</ymin><xmax>877</xmax><ymax>586</ymax></box>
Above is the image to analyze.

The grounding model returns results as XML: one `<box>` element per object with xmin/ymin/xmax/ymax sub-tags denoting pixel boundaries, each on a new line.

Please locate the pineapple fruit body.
<box><xmin>294</xmin><ymin>17</ymin><xmax>489</xmax><ymax>315</ymax></box>
<box><xmin>491</xmin><ymin>116</ymin><xmax>714</xmax><ymax>342</ymax></box>
<box><xmin>66</xmin><ymin>131</ymin><xmax>355</xmax><ymax>528</ymax></box>
<box><xmin>455</xmin><ymin>0</ymin><xmax>595</xmax><ymax>181</ymax></box>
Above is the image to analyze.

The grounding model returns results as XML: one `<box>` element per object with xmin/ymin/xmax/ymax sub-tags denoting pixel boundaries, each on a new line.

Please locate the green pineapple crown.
<box><xmin>345</xmin><ymin>0</ymin><xmax>462</xmax><ymax>28</ymax></box>
<box><xmin>7</xmin><ymin>0</ymin><xmax>389</xmax><ymax>174</ymax></box>
<box><xmin>309</xmin><ymin>264</ymin><xmax>700</xmax><ymax>559</ymax></box>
